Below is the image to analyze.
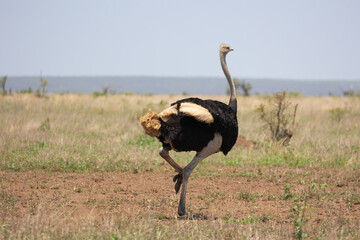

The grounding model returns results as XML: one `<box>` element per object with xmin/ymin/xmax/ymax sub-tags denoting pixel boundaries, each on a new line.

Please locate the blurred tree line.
<box><xmin>227</xmin><ymin>78</ymin><xmax>252</xmax><ymax>96</ymax></box>
<box><xmin>1</xmin><ymin>75</ymin><xmax>48</xmax><ymax>97</ymax></box>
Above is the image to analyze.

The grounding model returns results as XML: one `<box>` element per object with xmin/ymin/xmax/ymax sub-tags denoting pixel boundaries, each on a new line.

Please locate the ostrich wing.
<box><xmin>159</xmin><ymin>102</ymin><xmax>214</xmax><ymax>124</ymax></box>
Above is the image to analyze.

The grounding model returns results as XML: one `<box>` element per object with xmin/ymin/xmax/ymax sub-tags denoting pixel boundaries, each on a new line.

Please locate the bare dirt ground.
<box><xmin>1</xmin><ymin>166</ymin><xmax>359</xmax><ymax>233</ymax></box>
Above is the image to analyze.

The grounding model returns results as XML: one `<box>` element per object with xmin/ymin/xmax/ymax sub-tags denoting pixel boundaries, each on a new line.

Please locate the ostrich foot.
<box><xmin>173</xmin><ymin>173</ymin><xmax>182</xmax><ymax>194</ymax></box>
<box><xmin>189</xmin><ymin>213</ymin><xmax>208</xmax><ymax>220</ymax></box>
<box><xmin>177</xmin><ymin>212</ymin><xmax>208</xmax><ymax>220</ymax></box>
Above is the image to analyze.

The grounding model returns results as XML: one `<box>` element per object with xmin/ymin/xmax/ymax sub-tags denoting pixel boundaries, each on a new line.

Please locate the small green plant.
<box><xmin>283</xmin><ymin>184</ymin><xmax>293</xmax><ymax>200</ymax></box>
<box><xmin>292</xmin><ymin>198</ymin><xmax>308</xmax><ymax>240</ymax></box>
<box><xmin>73</xmin><ymin>187</ymin><xmax>82</xmax><ymax>193</ymax></box>
<box><xmin>155</xmin><ymin>213</ymin><xmax>168</xmax><ymax>220</ymax></box>
<box><xmin>297</xmin><ymin>178</ymin><xmax>306</xmax><ymax>185</ymax></box>
<box><xmin>345</xmin><ymin>191</ymin><xmax>360</xmax><ymax>208</ymax></box>
<box><xmin>328</xmin><ymin>107</ymin><xmax>348</xmax><ymax>122</ymax></box>
<box><xmin>235</xmin><ymin>191</ymin><xmax>258</xmax><ymax>202</ymax></box>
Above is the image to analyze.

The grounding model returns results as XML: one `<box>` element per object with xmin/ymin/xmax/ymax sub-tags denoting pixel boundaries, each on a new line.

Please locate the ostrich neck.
<box><xmin>220</xmin><ymin>53</ymin><xmax>237</xmax><ymax>113</ymax></box>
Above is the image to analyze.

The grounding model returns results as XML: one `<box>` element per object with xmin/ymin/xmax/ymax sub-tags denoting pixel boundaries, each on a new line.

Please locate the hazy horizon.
<box><xmin>5</xmin><ymin>76</ymin><xmax>360</xmax><ymax>96</ymax></box>
<box><xmin>4</xmin><ymin>74</ymin><xmax>360</xmax><ymax>82</ymax></box>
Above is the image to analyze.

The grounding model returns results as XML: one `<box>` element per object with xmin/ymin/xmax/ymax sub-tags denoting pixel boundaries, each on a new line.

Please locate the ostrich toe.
<box><xmin>173</xmin><ymin>173</ymin><xmax>182</xmax><ymax>194</ymax></box>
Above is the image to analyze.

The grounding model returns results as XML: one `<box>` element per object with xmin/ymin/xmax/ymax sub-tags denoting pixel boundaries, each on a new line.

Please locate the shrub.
<box><xmin>35</xmin><ymin>77</ymin><xmax>48</xmax><ymax>97</ymax></box>
<box><xmin>0</xmin><ymin>75</ymin><xmax>7</xmax><ymax>96</ymax></box>
<box><xmin>226</xmin><ymin>78</ymin><xmax>253</xmax><ymax>96</ymax></box>
<box><xmin>256</xmin><ymin>91</ymin><xmax>298</xmax><ymax>146</ymax></box>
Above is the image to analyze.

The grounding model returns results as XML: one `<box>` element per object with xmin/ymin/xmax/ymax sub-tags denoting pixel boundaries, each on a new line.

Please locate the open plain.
<box><xmin>0</xmin><ymin>94</ymin><xmax>359</xmax><ymax>239</ymax></box>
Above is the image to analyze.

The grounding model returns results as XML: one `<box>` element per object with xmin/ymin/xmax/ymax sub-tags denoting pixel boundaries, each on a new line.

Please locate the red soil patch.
<box><xmin>236</xmin><ymin>136</ymin><xmax>257</xmax><ymax>148</ymax></box>
<box><xmin>1</xmin><ymin>167</ymin><xmax>359</xmax><ymax>228</ymax></box>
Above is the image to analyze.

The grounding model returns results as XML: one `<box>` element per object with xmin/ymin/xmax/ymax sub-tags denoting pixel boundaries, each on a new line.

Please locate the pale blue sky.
<box><xmin>1</xmin><ymin>0</ymin><xmax>360</xmax><ymax>80</ymax></box>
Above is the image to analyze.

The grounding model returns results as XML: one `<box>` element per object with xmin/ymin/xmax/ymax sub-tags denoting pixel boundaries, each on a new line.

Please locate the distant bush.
<box><xmin>288</xmin><ymin>91</ymin><xmax>302</xmax><ymax>97</ymax></box>
<box><xmin>121</xmin><ymin>92</ymin><xmax>134</xmax><ymax>95</ymax></box>
<box><xmin>1</xmin><ymin>75</ymin><xmax>7</xmax><ymax>96</ymax></box>
<box><xmin>227</xmin><ymin>78</ymin><xmax>253</xmax><ymax>96</ymax></box>
<box><xmin>256</xmin><ymin>91</ymin><xmax>298</xmax><ymax>146</ymax></box>
<box><xmin>343</xmin><ymin>88</ymin><xmax>360</xmax><ymax>97</ymax></box>
<box><xmin>35</xmin><ymin>77</ymin><xmax>48</xmax><ymax>97</ymax></box>
<box><xmin>93</xmin><ymin>91</ymin><xmax>105</xmax><ymax>97</ymax></box>
<box><xmin>103</xmin><ymin>85</ymin><xmax>117</xmax><ymax>95</ymax></box>
<box><xmin>18</xmin><ymin>87</ymin><xmax>34</xmax><ymax>94</ymax></box>
<box><xmin>343</xmin><ymin>90</ymin><xmax>354</xmax><ymax>97</ymax></box>
<box><xmin>93</xmin><ymin>85</ymin><xmax>117</xmax><ymax>97</ymax></box>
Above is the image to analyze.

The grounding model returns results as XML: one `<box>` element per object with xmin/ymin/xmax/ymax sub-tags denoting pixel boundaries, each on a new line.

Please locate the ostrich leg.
<box><xmin>159</xmin><ymin>147</ymin><xmax>183</xmax><ymax>193</ymax></box>
<box><xmin>178</xmin><ymin>134</ymin><xmax>222</xmax><ymax>216</ymax></box>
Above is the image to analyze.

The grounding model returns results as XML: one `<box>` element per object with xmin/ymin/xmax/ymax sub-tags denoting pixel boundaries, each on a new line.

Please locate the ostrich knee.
<box><xmin>159</xmin><ymin>147</ymin><xmax>182</xmax><ymax>173</ymax></box>
<box><xmin>159</xmin><ymin>147</ymin><xmax>168</xmax><ymax>158</ymax></box>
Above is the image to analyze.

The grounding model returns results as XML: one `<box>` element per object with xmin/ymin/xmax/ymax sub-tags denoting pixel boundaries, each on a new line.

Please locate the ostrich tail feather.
<box><xmin>139</xmin><ymin>109</ymin><xmax>161</xmax><ymax>137</ymax></box>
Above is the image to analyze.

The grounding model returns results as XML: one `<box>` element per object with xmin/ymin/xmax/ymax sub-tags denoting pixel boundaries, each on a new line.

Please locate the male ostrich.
<box><xmin>140</xmin><ymin>44</ymin><xmax>238</xmax><ymax>216</ymax></box>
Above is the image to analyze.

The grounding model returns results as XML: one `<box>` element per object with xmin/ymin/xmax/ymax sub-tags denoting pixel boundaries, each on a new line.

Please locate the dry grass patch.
<box><xmin>0</xmin><ymin>93</ymin><xmax>360</xmax><ymax>238</ymax></box>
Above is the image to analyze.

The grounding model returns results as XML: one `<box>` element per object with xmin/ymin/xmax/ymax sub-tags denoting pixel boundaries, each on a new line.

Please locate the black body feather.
<box><xmin>158</xmin><ymin>97</ymin><xmax>238</xmax><ymax>155</ymax></box>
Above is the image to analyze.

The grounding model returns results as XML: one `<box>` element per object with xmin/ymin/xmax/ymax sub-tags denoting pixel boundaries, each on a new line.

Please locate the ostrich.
<box><xmin>140</xmin><ymin>44</ymin><xmax>238</xmax><ymax>217</ymax></box>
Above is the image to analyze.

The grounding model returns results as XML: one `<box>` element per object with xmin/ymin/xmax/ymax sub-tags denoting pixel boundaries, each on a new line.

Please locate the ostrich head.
<box><xmin>219</xmin><ymin>44</ymin><xmax>234</xmax><ymax>55</ymax></box>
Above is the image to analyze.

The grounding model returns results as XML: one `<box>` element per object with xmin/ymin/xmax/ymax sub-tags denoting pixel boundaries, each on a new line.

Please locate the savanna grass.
<box><xmin>0</xmin><ymin>205</ymin><xmax>358</xmax><ymax>240</ymax></box>
<box><xmin>0</xmin><ymin>94</ymin><xmax>360</xmax><ymax>172</ymax></box>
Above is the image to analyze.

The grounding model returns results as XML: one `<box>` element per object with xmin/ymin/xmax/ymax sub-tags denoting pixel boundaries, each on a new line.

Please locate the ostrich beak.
<box><xmin>229</xmin><ymin>48</ymin><xmax>234</xmax><ymax>51</ymax></box>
